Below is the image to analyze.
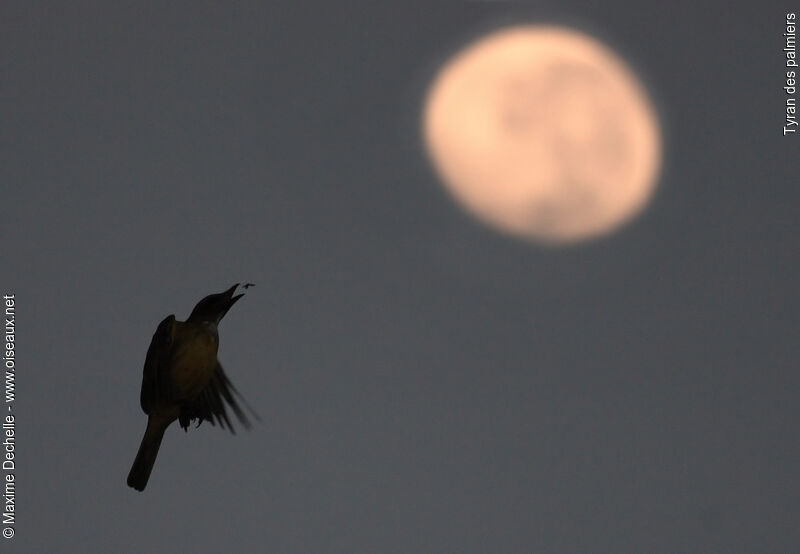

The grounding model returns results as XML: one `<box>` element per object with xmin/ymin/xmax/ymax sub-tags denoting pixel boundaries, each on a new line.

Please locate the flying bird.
<box><xmin>127</xmin><ymin>284</ymin><xmax>257</xmax><ymax>492</ymax></box>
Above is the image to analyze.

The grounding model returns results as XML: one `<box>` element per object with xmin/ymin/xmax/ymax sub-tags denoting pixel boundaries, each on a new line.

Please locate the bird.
<box><xmin>127</xmin><ymin>283</ymin><xmax>257</xmax><ymax>492</ymax></box>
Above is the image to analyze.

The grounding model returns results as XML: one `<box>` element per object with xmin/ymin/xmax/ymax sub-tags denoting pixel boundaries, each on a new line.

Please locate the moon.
<box><xmin>422</xmin><ymin>25</ymin><xmax>662</xmax><ymax>244</ymax></box>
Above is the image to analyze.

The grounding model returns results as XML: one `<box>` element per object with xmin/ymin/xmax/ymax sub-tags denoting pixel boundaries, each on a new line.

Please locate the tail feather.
<box><xmin>127</xmin><ymin>418</ymin><xmax>168</xmax><ymax>491</ymax></box>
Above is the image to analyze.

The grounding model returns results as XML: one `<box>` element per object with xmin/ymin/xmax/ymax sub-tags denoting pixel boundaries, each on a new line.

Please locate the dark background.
<box><xmin>2</xmin><ymin>2</ymin><xmax>797</xmax><ymax>552</ymax></box>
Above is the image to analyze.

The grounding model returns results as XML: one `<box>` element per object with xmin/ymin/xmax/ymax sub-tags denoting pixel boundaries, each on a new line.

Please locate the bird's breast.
<box><xmin>170</xmin><ymin>325</ymin><xmax>219</xmax><ymax>400</ymax></box>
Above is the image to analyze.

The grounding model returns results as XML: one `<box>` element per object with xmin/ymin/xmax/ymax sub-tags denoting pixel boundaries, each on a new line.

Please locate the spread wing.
<box><xmin>139</xmin><ymin>315</ymin><xmax>176</xmax><ymax>414</ymax></box>
<box><xmin>178</xmin><ymin>362</ymin><xmax>257</xmax><ymax>434</ymax></box>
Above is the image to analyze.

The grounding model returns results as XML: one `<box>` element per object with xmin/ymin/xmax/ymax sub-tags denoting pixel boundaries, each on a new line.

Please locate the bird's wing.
<box><xmin>178</xmin><ymin>362</ymin><xmax>258</xmax><ymax>434</ymax></box>
<box><xmin>140</xmin><ymin>314</ymin><xmax>176</xmax><ymax>414</ymax></box>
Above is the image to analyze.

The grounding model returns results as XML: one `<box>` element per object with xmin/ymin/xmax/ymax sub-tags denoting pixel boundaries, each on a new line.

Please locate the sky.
<box><xmin>1</xmin><ymin>2</ymin><xmax>798</xmax><ymax>552</ymax></box>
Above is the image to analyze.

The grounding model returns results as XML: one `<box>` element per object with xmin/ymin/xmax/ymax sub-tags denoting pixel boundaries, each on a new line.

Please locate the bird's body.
<box><xmin>168</xmin><ymin>321</ymin><xmax>219</xmax><ymax>401</ymax></box>
<box><xmin>127</xmin><ymin>284</ymin><xmax>255</xmax><ymax>492</ymax></box>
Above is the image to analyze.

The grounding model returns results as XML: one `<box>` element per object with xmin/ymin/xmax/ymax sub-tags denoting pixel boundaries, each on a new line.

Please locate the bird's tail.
<box><xmin>127</xmin><ymin>418</ymin><xmax>168</xmax><ymax>491</ymax></box>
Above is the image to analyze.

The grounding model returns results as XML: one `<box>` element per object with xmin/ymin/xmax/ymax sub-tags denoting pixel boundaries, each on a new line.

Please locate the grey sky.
<box><xmin>2</xmin><ymin>2</ymin><xmax>798</xmax><ymax>552</ymax></box>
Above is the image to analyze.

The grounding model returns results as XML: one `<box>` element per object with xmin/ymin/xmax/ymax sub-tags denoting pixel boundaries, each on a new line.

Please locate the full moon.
<box><xmin>422</xmin><ymin>25</ymin><xmax>662</xmax><ymax>244</ymax></box>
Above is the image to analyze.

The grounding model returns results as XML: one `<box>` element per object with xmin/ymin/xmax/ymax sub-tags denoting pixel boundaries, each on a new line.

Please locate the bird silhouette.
<box><xmin>127</xmin><ymin>284</ymin><xmax>257</xmax><ymax>491</ymax></box>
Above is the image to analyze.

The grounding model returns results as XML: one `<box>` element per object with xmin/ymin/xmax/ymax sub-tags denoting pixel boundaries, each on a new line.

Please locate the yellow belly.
<box><xmin>170</xmin><ymin>327</ymin><xmax>218</xmax><ymax>400</ymax></box>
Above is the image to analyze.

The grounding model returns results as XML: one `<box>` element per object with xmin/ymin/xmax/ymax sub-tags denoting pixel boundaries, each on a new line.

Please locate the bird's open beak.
<box><xmin>227</xmin><ymin>284</ymin><xmax>244</xmax><ymax>306</ymax></box>
<box><xmin>224</xmin><ymin>283</ymin><xmax>240</xmax><ymax>297</ymax></box>
<box><xmin>216</xmin><ymin>284</ymin><xmax>244</xmax><ymax>320</ymax></box>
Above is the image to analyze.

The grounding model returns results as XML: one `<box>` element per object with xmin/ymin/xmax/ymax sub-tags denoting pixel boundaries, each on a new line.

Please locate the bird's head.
<box><xmin>187</xmin><ymin>284</ymin><xmax>244</xmax><ymax>324</ymax></box>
